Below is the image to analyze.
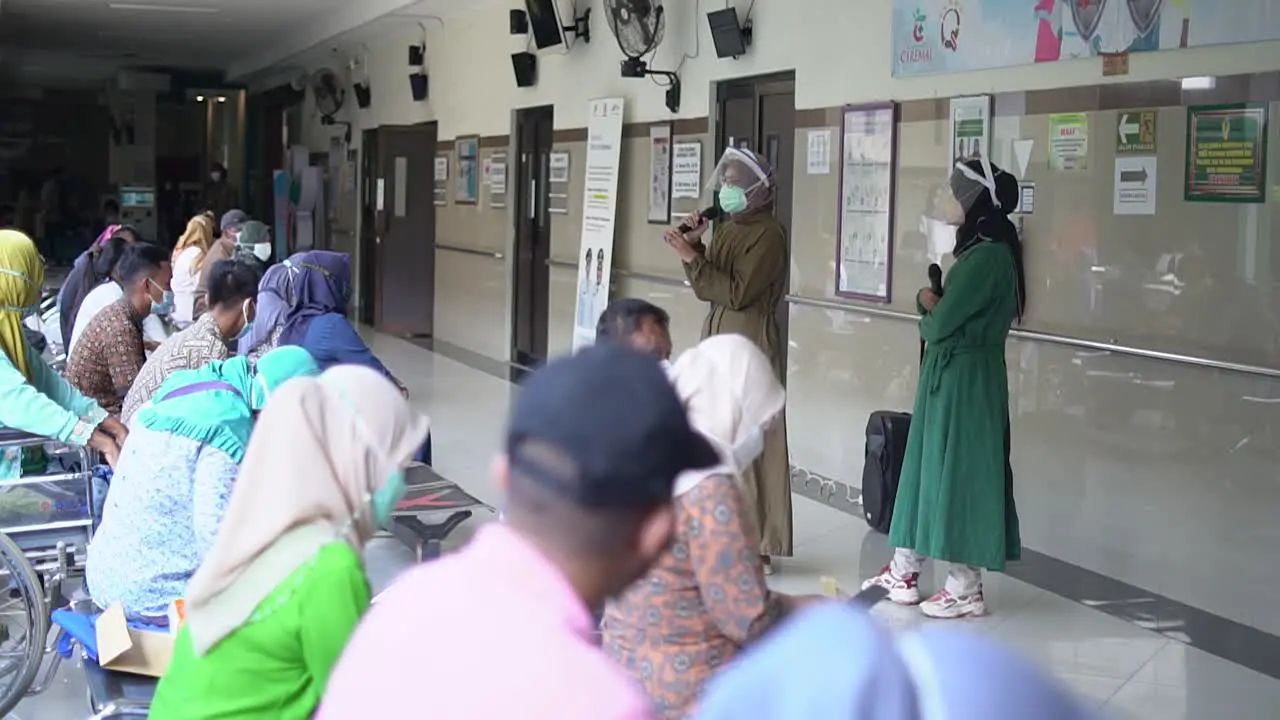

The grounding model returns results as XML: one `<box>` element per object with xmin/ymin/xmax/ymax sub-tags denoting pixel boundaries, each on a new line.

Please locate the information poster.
<box><xmin>836</xmin><ymin>103</ymin><xmax>896</xmax><ymax>302</ymax></box>
<box><xmin>1185</xmin><ymin>103</ymin><xmax>1269</xmax><ymax>203</ymax></box>
<box><xmin>549</xmin><ymin>151</ymin><xmax>571</xmax><ymax>183</ymax></box>
<box><xmin>647</xmin><ymin>123</ymin><xmax>672</xmax><ymax>223</ymax></box>
<box><xmin>572</xmin><ymin>98</ymin><xmax>626</xmax><ymax>350</ymax></box>
<box><xmin>1049</xmin><ymin>113</ymin><xmax>1089</xmax><ymax>171</ymax></box>
<box><xmin>1113</xmin><ymin>156</ymin><xmax>1157</xmax><ymax>215</ymax></box>
<box><xmin>949</xmin><ymin>96</ymin><xmax>991</xmax><ymax>166</ymax></box>
<box><xmin>672</xmin><ymin>142</ymin><xmax>702</xmax><ymax>199</ymax></box>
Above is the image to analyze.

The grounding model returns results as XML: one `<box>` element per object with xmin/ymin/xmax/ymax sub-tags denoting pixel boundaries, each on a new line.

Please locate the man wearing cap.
<box><xmin>193</xmin><ymin>210</ymin><xmax>247</xmax><ymax>317</ymax></box>
<box><xmin>318</xmin><ymin>344</ymin><xmax>721</xmax><ymax>720</ymax></box>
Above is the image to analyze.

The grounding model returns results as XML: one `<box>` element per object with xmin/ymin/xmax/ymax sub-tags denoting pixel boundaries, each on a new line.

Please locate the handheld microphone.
<box><xmin>678</xmin><ymin>206</ymin><xmax>722</xmax><ymax>234</ymax></box>
<box><xmin>927</xmin><ymin>263</ymin><xmax>944</xmax><ymax>296</ymax></box>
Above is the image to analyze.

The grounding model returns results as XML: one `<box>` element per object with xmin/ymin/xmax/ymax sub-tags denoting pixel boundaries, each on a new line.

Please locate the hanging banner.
<box><xmin>572</xmin><ymin>98</ymin><xmax>626</xmax><ymax>350</ymax></box>
<box><xmin>892</xmin><ymin>0</ymin><xmax>1280</xmax><ymax>77</ymax></box>
<box><xmin>1184</xmin><ymin>103</ymin><xmax>1269</xmax><ymax>203</ymax></box>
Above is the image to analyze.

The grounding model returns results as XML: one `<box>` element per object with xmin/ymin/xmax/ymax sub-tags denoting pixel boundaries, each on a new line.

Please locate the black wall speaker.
<box><xmin>509</xmin><ymin>9</ymin><xmax>529</xmax><ymax>35</ymax></box>
<box><xmin>409</xmin><ymin>71</ymin><xmax>429</xmax><ymax>101</ymax></box>
<box><xmin>353</xmin><ymin>82</ymin><xmax>371</xmax><ymax>109</ymax></box>
<box><xmin>511</xmin><ymin>52</ymin><xmax>537</xmax><ymax>88</ymax></box>
<box><xmin>408</xmin><ymin>44</ymin><xmax>425</xmax><ymax>66</ymax></box>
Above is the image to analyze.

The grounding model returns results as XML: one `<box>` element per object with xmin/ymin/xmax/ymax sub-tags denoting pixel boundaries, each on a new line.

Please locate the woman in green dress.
<box><xmin>663</xmin><ymin>147</ymin><xmax>792</xmax><ymax>573</ymax></box>
<box><xmin>862</xmin><ymin>156</ymin><xmax>1027</xmax><ymax>620</ymax></box>
<box><xmin>149</xmin><ymin>364</ymin><xmax>430</xmax><ymax>719</ymax></box>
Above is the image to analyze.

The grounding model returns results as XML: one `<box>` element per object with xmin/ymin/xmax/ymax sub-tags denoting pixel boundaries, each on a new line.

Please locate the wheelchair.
<box><xmin>0</xmin><ymin>428</ymin><xmax>153</xmax><ymax>718</ymax></box>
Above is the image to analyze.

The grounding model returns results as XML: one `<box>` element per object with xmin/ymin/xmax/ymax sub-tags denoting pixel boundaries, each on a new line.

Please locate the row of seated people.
<box><xmin>4</xmin><ymin>225</ymin><xmax>1092</xmax><ymax>718</ymax></box>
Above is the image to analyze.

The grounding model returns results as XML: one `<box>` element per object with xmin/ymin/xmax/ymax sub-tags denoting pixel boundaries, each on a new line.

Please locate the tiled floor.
<box><xmin>11</xmin><ymin>331</ymin><xmax>1280</xmax><ymax>717</ymax></box>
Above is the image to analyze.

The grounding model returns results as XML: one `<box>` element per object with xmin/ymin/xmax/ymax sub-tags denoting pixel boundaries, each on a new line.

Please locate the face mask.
<box><xmin>234</xmin><ymin>300</ymin><xmax>254</xmax><ymax>341</ymax></box>
<box><xmin>148</xmin><ymin>279</ymin><xmax>174</xmax><ymax>316</ymax></box>
<box><xmin>371</xmin><ymin>469</ymin><xmax>407</xmax><ymax>529</ymax></box>
<box><xmin>731</xmin><ymin>425</ymin><xmax>766</xmax><ymax>471</ymax></box>
<box><xmin>718</xmin><ymin>184</ymin><xmax>749</xmax><ymax>214</ymax></box>
<box><xmin>0</xmin><ymin>268</ymin><xmax>37</xmax><ymax>314</ymax></box>
<box><xmin>251</xmin><ymin>242</ymin><xmax>271</xmax><ymax>262</ymax></box>
<box><xmin>210</xmin><ymin>172</ymin><xmax>223</xmax><ymax>182</ymax></box>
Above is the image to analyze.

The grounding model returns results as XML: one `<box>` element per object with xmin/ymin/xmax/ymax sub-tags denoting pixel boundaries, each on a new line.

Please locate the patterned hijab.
<box><xmin>277</xmin><ymin>251</ymin><xmax>352</xmax><ymax>346</ymax></box>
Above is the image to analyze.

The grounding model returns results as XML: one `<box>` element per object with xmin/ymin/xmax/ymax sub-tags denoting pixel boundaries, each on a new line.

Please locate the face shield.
<box><xmin>706</xmin><ymin>148</ymin><xmax>770</xmax><ymax>214</ymax></box>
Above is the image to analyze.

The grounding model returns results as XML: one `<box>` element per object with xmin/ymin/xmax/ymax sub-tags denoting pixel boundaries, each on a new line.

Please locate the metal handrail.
<box><xmin>436</xmin><ymin>243</ymin><xmax>504</xmax><ymax>259</ymax></box>
<box><xmin>784</xmin><ymin>293</ymin><xmax>1280</xmax><ymax>380</ymax></box>
<box><xmin>546</xmin><ymin>258</ymin><xmax>690</xmax><ymax>289</ymax></box>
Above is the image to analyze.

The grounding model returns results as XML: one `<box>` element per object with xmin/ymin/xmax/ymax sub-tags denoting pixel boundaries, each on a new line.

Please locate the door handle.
<box><xmin>528</xmin><ymin>178</ymin><xmax>537</xmax><ymax>220</ymax></box>
<box><xmin>375</xmin><ymin>236</ymin><xmax>382</xmax><ymax>245</ymax></box>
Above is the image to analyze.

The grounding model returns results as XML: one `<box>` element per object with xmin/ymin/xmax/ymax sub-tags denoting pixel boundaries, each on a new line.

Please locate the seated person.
<box><xmin>238</xmin><ymin>260</ymin><xmax>292</xmax><ymax>360</ymax></box>
<box><xmin>170</xmin><ymin>214</ymin><xmax>216</xmax><ymax>328</ymax></box>
<box><xmin>85</xmin><ymin>346</ymin><xmax>320</xmax><ymax>620</ymax></box>
<box><xmin>0</xmin><ymin>230</ymin><xmax>126</xmax><ymax>486</ymax></box>
<box><xmin>58</xmin><ymin>227</ymin><xmax>136</xmax><ymax>346</ymax></box>
<box><xmin>121</xmin><ymin>259</ymin><xmax>260</xmax><ymax>425</ymax></box>
<box><xmin>69</xmin><ymin>240</ymin><xmax>172</xmax><ymax>353</ymax></box>
<box><xmin>193</xmin><ymin>210</ymin><xmax>246</xmax><ymax>317</ymax></box>
<box><xmin>234</xmin><ymin>219</ymin><xmax>274</xmax><ymax>267</ymax></box>
<box><xmin>259</xmin><ymin>251</ymin><xmax>431</xmax><ymax>464</ymax></box>
<box><xmin>603</xmin><ymin>334</ymin><xmax>819</xmax><ymax>719</ymax></box>
<box><xmin>596</xmin><ymin>298</ymin><xmax>673</xmax><ymax>362</ymax></box>
<box><xmin>150</xmin><ymin>365</ymin><xmax>429</xmax><ymax>720</ymax></box>
<box><xmin>65</xmin><ymin>243</ymin><xmax>172</xmax><ymax>416</ymax></box>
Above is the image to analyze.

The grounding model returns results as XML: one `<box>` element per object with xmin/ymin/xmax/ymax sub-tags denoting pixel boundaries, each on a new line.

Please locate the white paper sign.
<box><xmin>671</xmin><ymin>142</ymin><xmax>702</xmax><ymax>199</ymax></box>
<box><xmin>434</xmin><ymin>156</ymin><xmax>448</xmax><ymax>181</ymax></box>
<box><xmin>1113</xmin><ymin>156</ymin><xmax>1157</xmax><ymax>215</ymax></box>
<box><xmin>807</xmin><ymin>129</ymin><xmax>832</xmax><ymax>174</ymax></box>
<box><xmin>572</xmin><ymin>98</ymin><xmax>625</xmax><ymax>351</ymax></box>
<box><xmin>549</xmin><ymin>151</ymin><xmax>570</xmax><ymax>183</ymax></box>
<box><xmin>489</xmin><ymin>155</ymin><xmax>507</xmax><ymax>195</ymax></box>
<box><xmin>949</xmin><ymin>95</ymin><xmax>992</xmax><ymax>166</ymax></box>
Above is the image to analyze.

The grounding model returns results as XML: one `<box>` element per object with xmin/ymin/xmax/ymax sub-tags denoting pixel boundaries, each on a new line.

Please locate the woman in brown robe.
<box><xmin>663</xmin><ymin>147</ymin><xmax>792</xmax><ymax>570</ymax></box>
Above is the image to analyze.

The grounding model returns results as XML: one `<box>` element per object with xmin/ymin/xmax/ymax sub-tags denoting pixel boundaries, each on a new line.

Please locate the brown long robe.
<box><xmin>683</xmin><ymin>214</ymin><xmax>792</xmax><ymax>557</ymax></box>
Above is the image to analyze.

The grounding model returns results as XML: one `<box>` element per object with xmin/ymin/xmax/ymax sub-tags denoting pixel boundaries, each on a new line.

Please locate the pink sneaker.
<box><xmin>860</xmin><ymin>565</ymin><xmax>922</xmax><ymax>605</ymax></box>
<box><xmin>920</xmin><ymin>588</ymin><xmax>987</xmax><ymax>619</ymax></box>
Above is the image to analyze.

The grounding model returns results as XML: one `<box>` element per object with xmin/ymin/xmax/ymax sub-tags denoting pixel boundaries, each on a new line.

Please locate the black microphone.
<box><xmin>678</xmin><ymin>206</ymin><xmax>722</xmax><ymax>234</ymax></box>
<box><xmin>928</xmin><ymin>263</ymin><xmax>944</xmax><ymax>296</ymax></box>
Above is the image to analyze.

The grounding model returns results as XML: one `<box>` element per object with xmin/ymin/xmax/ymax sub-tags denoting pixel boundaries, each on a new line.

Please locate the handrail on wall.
<box><xmin>784</xmin><ymin>293</ymin><xmax>1280</xmax><ymax>381</ymax></box>
<box><xmin>545</xmin><ymin>257</ymin><xmax>690</xmax><ymax>289</ymax></box>
<box><xmin>436</xmin><ymin>243</ymin><xmax>504</xmax><ymax>260</ymax></box>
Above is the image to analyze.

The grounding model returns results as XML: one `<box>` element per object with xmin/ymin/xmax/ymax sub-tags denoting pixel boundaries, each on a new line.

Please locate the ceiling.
<box><xmin>0</xmin><ymin>0</ymin><xmax>489</xmax><ymax>89</ymax></box>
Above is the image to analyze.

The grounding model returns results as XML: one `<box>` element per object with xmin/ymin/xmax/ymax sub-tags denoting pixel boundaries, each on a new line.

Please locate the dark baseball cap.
<box><xmin>506</xmin><ymin>343</ymin><xmax>720</xmax><ymax>508</ymax></box>
<box><xmin>220</xmin><ymin>209</ymin><xmax>248</xmax><ymax>232</ymax></box>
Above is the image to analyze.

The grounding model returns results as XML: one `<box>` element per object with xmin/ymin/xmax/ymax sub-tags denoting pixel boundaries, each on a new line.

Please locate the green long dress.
<box><xmin>684</xmin><ymin>214</ymin><xmax>792</xmax><ymax>557</ymax></box>
<box><xmin>888</xmin><ymin>240</ymin><xmax>1022</xmax><ymax>571</ymax></box>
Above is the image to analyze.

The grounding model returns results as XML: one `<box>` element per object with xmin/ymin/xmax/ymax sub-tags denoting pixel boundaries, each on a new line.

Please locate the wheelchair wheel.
<box><xmin>0</xmin><ymin>532</ymin><xmax>49</xmax><ymax>716</ymax></box>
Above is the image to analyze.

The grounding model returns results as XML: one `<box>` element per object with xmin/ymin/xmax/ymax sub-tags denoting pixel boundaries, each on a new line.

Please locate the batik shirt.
<box><xmin>122</xmin><ymin>313</ymin><xmax>229</xmax><ymax>425</ymax></box>
<box><xmin>65</xmin><ymin>297</ymin><xmax>145</xmax><ymax>416</ymax></box>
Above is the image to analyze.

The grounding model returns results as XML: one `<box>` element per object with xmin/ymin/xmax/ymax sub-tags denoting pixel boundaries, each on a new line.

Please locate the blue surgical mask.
<box><xmin>371</xmin><ymin>469</ymin><xmax>407</xmax><ymax>529</ymax></box>
<box><xmin>718</xmin><ymin>184</ymin><xmax>749</xmax><ymax>214</ymax></box>
<box><xmin>148</xmin><ymin>279</ymin><xmax>174</xmax><ymax>316</ymax></box>
<box><xmin>233</xmin><ymin>300</ymin><xmax>254</xmax><ymax>341</ymax></box>
<box><xmin>0</xmin><ymin>268</ymin><xmax>38</xmax><ymax>315</ymax></box>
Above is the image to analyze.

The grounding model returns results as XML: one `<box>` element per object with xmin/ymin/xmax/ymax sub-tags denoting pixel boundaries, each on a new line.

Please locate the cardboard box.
<box><xmin>95</xmin><ymin>604</ymin><xmax>174</xmax><ymax>677</ymax></box>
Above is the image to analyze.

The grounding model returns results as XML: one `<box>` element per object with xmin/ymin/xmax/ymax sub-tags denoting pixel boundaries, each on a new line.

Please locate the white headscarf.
<box><xmin>184</xmin><ymin>364</ymin><xmax>430</xmax><ymax>655</ymax></box>
<box><xmin>667</xmin><ymin>334</ymin><xmax>785</xmax><ymax>497</ymax></box>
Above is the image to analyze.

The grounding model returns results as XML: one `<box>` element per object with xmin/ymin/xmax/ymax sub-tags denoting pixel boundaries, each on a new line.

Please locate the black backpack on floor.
<box><xmin>860</xmin><ymin>411</ymin><xmax>912</xmax><ymax>533</ymax></box>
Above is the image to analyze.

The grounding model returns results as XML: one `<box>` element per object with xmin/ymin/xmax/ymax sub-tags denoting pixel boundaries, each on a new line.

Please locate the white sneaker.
<box><xmin>920</xmin><ymin>588</ymin><xmax>987</xmax><ymax>619</ymax></box>
<box><xmin>861</xmin><ymin>564</ymin><xmax>922</xmax><ymax>605</ymax></box>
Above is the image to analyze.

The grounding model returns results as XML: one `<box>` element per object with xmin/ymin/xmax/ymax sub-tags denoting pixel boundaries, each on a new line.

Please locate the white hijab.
<box><xmin>667</xmin><ymin>334</ymin><xmax>785</xmax><ymax>497</ymax></box>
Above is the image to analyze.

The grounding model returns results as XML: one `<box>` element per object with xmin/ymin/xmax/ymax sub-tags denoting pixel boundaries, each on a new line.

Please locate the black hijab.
<box><xmin>58</xmin><ymin>231</ymin><xmax>133</xmax><ymax>342</ymax></box>
<box><xmin>949</xmin><ymin>158</ymin><xmax>1026</xmax><ymax>319</ymax></box>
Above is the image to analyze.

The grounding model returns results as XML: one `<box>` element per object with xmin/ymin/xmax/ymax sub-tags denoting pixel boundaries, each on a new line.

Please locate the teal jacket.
<box><xmin>0</xmin><ymin>341</ymin><xmax>107</xmax><ymax>479</ymax></box>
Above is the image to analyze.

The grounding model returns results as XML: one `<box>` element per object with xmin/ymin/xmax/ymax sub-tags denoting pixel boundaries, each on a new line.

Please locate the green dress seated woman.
<box><xmin>149</xmin><ymin>365</ymin><xmax>430</xmax><ymax>719</ymax></box>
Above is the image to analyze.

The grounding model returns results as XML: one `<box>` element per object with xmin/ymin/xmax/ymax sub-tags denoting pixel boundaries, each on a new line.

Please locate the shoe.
<box><xmin>860</xmin><ymin>565</ymin><xmax>922</xmax><ymax>605</ymax></box>
<box><xmin>920</xmin><ymin>588</ymin><xmax>987</xmax><ymax>619</ymax></box>
<box><xmin>760</xmin><ymin>555</ymin><xmax>774</xmax><ymax>576</ymax></box>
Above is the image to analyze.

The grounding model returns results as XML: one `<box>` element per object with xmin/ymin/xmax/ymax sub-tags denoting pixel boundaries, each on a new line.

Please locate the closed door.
<box><xmin>715</xmin><ymin>74</ymin><xmax>797</xmax><ymax>377</ymax></box>
<box><xmin>512</xmin><ymin>105</ymin><xmax>554</xmax><ymax>367</ymax></box>
<box><xmin>374</xmin><ymin>123</ymin><xmax>438</xmax><ymax>336</ymax></box>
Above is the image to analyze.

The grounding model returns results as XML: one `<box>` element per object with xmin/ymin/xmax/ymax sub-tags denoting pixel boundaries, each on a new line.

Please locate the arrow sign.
<box><xmin>1118</xmin><ymin>114</ymin><xmax>1139</xmax><ymax>145</ymax></box>
<box><xmin>1120</xmin><ymin>167</ymin><xmax>1148</xmax><ymax>184</ymax></box>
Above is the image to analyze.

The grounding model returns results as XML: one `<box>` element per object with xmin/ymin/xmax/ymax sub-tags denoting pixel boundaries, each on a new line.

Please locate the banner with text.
<box><xmin>572</xmin><ymin>98</ymin><xmax>626</xmax><ymax>350</ymax></box>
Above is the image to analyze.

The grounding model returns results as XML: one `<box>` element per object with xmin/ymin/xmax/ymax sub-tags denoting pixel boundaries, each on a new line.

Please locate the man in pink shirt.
<box><xmin>318</xmin><ymin>344</ymin><xmax>720</xmax><ymax>719</ymax></box>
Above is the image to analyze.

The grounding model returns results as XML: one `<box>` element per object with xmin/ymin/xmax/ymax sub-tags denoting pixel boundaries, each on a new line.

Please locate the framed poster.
<box><xmin>455</xmin><ymin>136</ymin><xmax>479</xmax><ymax>204</ymax></box>
<box><xmin>1184</xmin><ymin>102</ymin><xmax>1269</xmax><ymax>203</ymax></box>
<box><xmin>835</xmin><ymin>103</ymin><xmax>897</xmax><ymax>302</ymax></box>
<box><xmin>647</xmin><ymin>123</ymin><xmax>673</xmax><ymax>223</ymax></box>
<box><xmin>948</xmin><ymin>95</ymin><xmax>991</xmax><ymax>167</ymax></box>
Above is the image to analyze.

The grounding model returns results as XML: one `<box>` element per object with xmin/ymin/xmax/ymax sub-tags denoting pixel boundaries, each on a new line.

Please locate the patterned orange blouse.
<box><xmin>602</xmin><ymin>474</ymin><xmax>784</xmax><ymax>719</ymax></box>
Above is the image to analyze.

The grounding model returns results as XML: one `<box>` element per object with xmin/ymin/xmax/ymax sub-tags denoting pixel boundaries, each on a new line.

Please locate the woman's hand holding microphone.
<box><xmin>663</xmin><ymin>212</ymin><xmax>709</xmax><ymax>264</ymax></box>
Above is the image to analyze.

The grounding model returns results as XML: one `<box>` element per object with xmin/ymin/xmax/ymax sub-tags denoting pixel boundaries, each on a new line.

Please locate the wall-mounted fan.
<box><xmin>309</xmin><ymin>68</ymin><xmax>345</xmax><ymax>119</ymax></box>
<box><xmin>604</xmin><ymin>0</ymin><xmax>680</xmax><ymax>112</ymax></box>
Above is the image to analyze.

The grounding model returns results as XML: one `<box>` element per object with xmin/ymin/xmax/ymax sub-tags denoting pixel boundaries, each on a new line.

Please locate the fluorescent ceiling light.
<box><xmin>108</xmin><ymin>3</ymin><xmax>219</xmax><ymax>13</ymax></box>
<box><xmin>1181</xmin><ymin>76</ymin><xmax>1216</xmax><ymax>90</ymax></box>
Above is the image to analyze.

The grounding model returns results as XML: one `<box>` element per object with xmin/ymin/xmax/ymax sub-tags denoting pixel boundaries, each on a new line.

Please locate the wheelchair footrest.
<box><xmin>391</xmin><ymin>511</ymin><xmax>473</xmax><ymax>561</ymax></box>
<box><xmin>84</xmin><ymin>659</ymin><xmax>157</xmax><ymax>713</ymax></box>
